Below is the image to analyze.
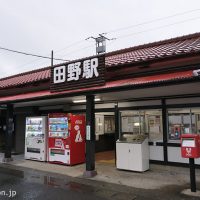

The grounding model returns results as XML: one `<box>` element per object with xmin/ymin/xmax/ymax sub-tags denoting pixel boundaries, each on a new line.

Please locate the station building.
<box><xmin>1</xmin><ymin>32</ymin><xmax>200</xmax><ymax>175</ymax></box>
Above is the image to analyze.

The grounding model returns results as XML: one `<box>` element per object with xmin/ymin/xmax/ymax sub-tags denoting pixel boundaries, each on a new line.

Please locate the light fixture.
<box><xmin>73</xmin><ymin>98</ymin><xmax>101</xmax><ymax>103</ymax></box>
<box><xmin>73</xmin><ymin>99</ymin><xmax>86</xmax><ymax>103</ymax></box>
<box><xmin>94</xmin><ymin>98</ymin><xmax>101</xmax><ymax>102</ymax></box>
<box><xmin>134</xmin><ymin>122</ymin><xmax>140</xmax><ymax>127</ymax></box>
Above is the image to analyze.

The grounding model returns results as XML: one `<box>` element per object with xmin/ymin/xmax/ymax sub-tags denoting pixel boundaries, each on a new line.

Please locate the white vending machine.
<box><xmin>25</xmin><ymin>116</ymin><xmax>47</xmax><ymax>161</ymax></box>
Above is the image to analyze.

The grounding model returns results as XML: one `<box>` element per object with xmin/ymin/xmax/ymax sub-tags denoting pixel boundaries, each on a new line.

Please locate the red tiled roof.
<box><xmin>0</xmin><ymin>32</ymin><xmax>200</xmax><ymax>90</ymax></box>
<box><xmin>0</xmin><ymin>67</ymin><xmax>50</xmax><ymax>89</ymax></box>
<box><xmin>100</xmin><ymin>70</ymin><xmax>194</xmax><ymax>88</ymax></box>
<box><xmin>0</xmin><ymin>70</ymin><xmax>194</xmax><ymax>103</ymax></box>
<box><xmin>106</xmin><ymin>32</ymin><xmax>200</xmax><ymax>67</ymax></box>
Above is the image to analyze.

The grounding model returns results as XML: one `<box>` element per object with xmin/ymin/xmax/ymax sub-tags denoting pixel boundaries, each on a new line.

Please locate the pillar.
<box><xmin>162</xmin><ymin>99</ymin><xmax>168</xmax><ymax>164</ymax></box>
<box><xmin>4</xmin><ymin>104</ymin><xmax>14</xmax><ymax>161</ymax></box>
<box><xmin>114</xmin><ymin>103</ymin><xmax>119</xmax><ymax>165</ymax></box>
<box><xmin>83</xmin><ymin>95</ymin><xmax>97</xmax><ymax>177</ymax></box>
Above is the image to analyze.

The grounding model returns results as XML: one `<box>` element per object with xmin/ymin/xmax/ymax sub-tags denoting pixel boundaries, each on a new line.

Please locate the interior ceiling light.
<box><xmin>73</xmin><ymin>98</ymin><xmax>101</xmax><ymax>103</ymax></box>
<box><xmin>134</xmin><ymin>122</ymin><xmax>140</xmax><ymax>126</ymax></box>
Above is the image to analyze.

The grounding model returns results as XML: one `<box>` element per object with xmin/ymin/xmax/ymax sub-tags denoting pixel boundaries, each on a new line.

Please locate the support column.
<box><xmin>189</xmin><ymin>158</ymin><xmax>196</xmax><ymax>192</ymax></box>
<box><xmin>83</xmin><ymin>95</ymin><xmax>97</xmax><ymax>177</ymax></box>
<box><xmin>4</xmin><ymin>104</ymin><xmax>14</xmax><ymax>162</ymax></box>
<box><xmin>162</xmin><ymin>99</ymin><xmax>168</xmax><ymax>164</ymax></box>
<box><xmin>114</xmin><ymin>103</ymin><xmax>119</xmax><ymax>165</ymax></box>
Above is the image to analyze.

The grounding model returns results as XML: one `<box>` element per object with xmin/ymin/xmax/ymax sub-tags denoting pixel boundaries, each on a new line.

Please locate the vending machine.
<box><xmin>48</xmin><ymin>113</ymin><xmax>86</xmax><ymax>165</ymax></box>
<box><xmin>25</xmin><ymin>116</ymin><xmax>47</xmax><ymax>161</ymax></box>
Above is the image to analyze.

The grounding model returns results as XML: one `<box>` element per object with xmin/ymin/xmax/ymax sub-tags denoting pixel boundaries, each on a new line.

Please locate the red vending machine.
<box><xmin>48</xmin><ymin>113</ymin><xmax>86</xmax><ymax>165</ymax></box>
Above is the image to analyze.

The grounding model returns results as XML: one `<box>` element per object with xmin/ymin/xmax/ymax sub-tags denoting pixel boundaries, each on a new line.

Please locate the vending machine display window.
<box><xmin>49</xmin><ymin>117</ymin><xmax>69</xmax><ymax>138</ymax></box>
<box><xmin>48</xmin><ymin>113</ymin><xmax>86</xmax><ymax>166</ymax></box>
<box><xmin>25</xmin><ymin>116</ymin><xmax>47</xmax><ymax>161</ymax></box>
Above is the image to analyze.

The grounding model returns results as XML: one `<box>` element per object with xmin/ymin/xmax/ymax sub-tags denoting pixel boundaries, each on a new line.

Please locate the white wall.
<box><xmin>150</xmin><ymin>146</ymin><xmax>164</xmax><ymax>161</ymax></box>
<box><xmin>167</xmin><ymin>146</ymin><xmax>200</xmax><ymax>164</ymax></box>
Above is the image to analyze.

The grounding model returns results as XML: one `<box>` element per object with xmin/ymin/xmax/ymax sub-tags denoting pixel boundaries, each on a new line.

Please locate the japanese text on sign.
<box><xmin>54</xmin><ymin>58</ymin><xmax>99</xmax><ymax>84</ymax></box>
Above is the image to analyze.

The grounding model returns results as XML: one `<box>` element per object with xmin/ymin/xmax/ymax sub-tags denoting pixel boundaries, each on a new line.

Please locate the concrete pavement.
<box><xmin>0</xmin><ymin>154</ymin><xmax>200</xmax><ymax>199</ymax></box>
<box><xmin>8</xmin><ymin>154</ymin><xmax>200</xmax><ymax>190</ymax></box>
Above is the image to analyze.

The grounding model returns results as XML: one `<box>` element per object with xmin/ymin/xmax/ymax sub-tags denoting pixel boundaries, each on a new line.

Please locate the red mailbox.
<box><xmin>181</xmin><ymin>134</ymin><xmax>200</xmax><ymax>158</ymax></box>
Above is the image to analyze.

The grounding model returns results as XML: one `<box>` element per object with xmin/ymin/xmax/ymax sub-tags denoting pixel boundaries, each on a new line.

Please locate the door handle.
<box><xmin>129</xmin><ymin>149</ymin><xmax>130</xmax><ymax>153</ymax></box>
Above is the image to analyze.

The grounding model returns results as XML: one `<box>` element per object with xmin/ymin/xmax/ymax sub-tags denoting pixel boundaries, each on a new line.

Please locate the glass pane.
<box><xmin>120</xmin><ymin>111</ymin><xmax>145</xmax><ymax>134</ymax></box>
<box><xmin>167</xmin><ymin>108</ymin><xmax>196</xmax><ymax>141</ymax></box>
<box><xmin>95</xmin><ymin>112</ymin><xmax>115</xmax><ymax>136</ymax></box>
<box><xmin>146</xmin><ymin>110</ymin><xmax>162</xmax><ymax>142</ymax></box>
<box><xmin>120</xmin><ymin>109</ymin><xmax>162</xmax><ymax>142</ymax></box>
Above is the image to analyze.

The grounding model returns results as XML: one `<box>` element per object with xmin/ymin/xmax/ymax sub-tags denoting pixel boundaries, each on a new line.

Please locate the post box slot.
<box><xmin>182</xmin><ymin>139</ymin><xmax>195</xmax><ymax>147</ymax></box>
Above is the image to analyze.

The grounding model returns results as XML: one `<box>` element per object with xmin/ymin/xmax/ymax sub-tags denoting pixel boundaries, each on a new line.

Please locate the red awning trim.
<box><xmin>0</xmin><ymin>70</ymin><xmax>194</xmax><ymax>103</ymax></box>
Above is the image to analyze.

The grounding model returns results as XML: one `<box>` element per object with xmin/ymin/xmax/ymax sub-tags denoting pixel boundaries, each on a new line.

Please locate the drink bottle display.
<box><xmin>25</xmin><ymin>116</ymin><xmax>47</xmax><ymax>161</ymax></box>
<box><xmin>48</xmin><ymin>113</ymin><xmax>86</xmax><ymax>165</ymax></box>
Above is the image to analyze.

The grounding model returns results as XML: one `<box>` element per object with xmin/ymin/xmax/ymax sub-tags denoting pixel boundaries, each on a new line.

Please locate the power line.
<box><xmin>3</xmin><ymin>8</ymin><xmax>200</xmax><ymax>71</ymax></box>
<box><xmin>115</xmin><ymin>16</ymin><xmax>200</xmax><ymax>40</ymax></box>
<box><xmin>0</xmin><ymin>46</ymin><xmax>69</xmax><ymax>62</ymax></box>
<box><xmin>44</xmin><ymin>8</ymin><xmax>200</xmax><ymax>60</ymax></box>
<box><xmin>12</xmin><ymin>43</ymin><xmax>94</xmax><ymax>71</ymax></box>
<box><xmin>14</xmin><ymin>57</ymin><xmax>48</xmax><ymax>70</ymax></box>
<box><xmin>13</xmin><ymin>40</ymin><xmax>88</xmax><ymax>69</ymax></box>
<box><xmin>54</xmin><ymin>40</ymin><xmax>86</xmax><ymax>54</ymax></box>
<box><xmin>16</xmin><ymin>44</ymin><xmax>94</xmax><ymax>70</ymax></box>
<box><xmin>105</xmin><ymin>8</ymin><xmax>200</xmax><ymax>34</ymax></box>
<box><xmin>61</xmin><ymin>44</ymin><xmax>94</xmax><ymax>58</ymax></box>
<box><xmin>11</xmin><ymin>8</ymin><xmax>200</xmax><ymax>69</ymax></box>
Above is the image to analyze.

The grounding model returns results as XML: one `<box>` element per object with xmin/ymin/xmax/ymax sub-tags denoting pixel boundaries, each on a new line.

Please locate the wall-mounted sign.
<box><xmin>86</xmin><ymin>125</ymin><xmax>91</xmax><ymax>141</ymax></box>
<box><xmin>50</xmin><ymin>55</ymin><xmax>105</xmax><ymax>92</ymax></box>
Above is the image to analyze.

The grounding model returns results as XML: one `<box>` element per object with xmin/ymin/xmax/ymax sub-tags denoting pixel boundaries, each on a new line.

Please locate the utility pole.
<box><xmin>51</xmin><ymin>50</ymin><xmax>53</xmax><ymax>67</ymax></box>
<box><xmin>86</xmin><ymin>33</ymin><xmax>115</xmax><ymax>55</ymax></box>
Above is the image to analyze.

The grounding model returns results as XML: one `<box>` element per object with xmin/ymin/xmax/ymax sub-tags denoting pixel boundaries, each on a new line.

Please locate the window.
<box><xmin>120</xmin><ymin>110</ymin><xmax>162</xmax><ymax>142</ymax></box>
<box><xmin>95</xmin><ymin>113</ymin><xmax>115</xmax><ymax>135</ymax></box>
<box><xmin>167</xmin><ymin>108</ymin><xmax>199</xmax><ymax>141</ymax></box>
<box><xmin>121</xmin><ymin>111</ymin><xmax>145</xmax><ymax>134</ymax></box>
<box><xmin>104</xmin><ymin>116</ymin><xmax>115</xmax><ymax>133</ymax></box>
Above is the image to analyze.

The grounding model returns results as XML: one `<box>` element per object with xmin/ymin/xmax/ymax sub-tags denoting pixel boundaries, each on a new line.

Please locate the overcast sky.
<box><xmin>0</xmin><ymin>0</ymin><xmax>200</xmax><ymax>78</ymax></box>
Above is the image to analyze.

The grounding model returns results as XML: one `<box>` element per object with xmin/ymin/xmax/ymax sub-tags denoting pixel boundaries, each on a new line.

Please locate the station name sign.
<box><xmin>50</xmin><ymin>55</ymin><xmax>105</xmax><ymax>92</ymax></box>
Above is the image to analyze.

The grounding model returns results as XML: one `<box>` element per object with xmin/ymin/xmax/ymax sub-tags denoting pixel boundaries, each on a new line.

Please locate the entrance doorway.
<box><xmin>95</xmin><ymin>112</ymin><xmax>115</xmax><ymax>165</ymax></box>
